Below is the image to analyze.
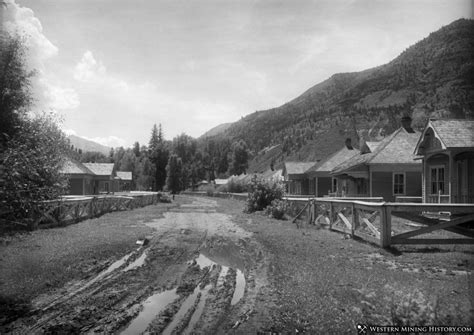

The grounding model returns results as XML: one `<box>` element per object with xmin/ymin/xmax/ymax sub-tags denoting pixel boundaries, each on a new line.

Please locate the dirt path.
<box><xmin>6</xmin><ymin>197</ymin><xmax>269</xmax><ymax>334</ymax></box>
<box><xmin>3</xmin><ymin>196</ymin><xmax>472</xmax><ymax>334</ymax></box>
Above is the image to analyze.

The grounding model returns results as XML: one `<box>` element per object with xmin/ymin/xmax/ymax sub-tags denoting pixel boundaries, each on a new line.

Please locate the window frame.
<box><xmin>392</xmin><ymin>172</ymin><xmax>406</xmax><ymax>196</ymax></box>
<box><xmin>429</xmin><ymin>165</ymin><xmax>445</xmax><ymax>195</ymax></box>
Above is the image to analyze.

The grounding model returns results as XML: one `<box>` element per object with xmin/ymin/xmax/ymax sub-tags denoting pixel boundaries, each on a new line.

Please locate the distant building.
<box><xmin>83</xmin><ymin>163</ymin><xmax>116</xmax><ymax>194</ymax></box>
<box><xmin>282</xmin><ymin>161</ymin><xmax>317</xmax><ymax>195</ymax></box>
<box><xmin>306</xmin><ymin>138</ymin><xmax>359</xmax><ymax>197</ymax></box>
<box><xmin>61</xmin><ymin>159</ymin><xmax>132</xmax><ymax>195</ymax></box>
<box><xmin>331</xmin><ymin>117</ymin><xmax>422</xmax><ymax>201</ymax></box>
<box><xmin>116</xmin><ymin>171</ymin><xmax>133</xmax><ymax>192</ymax></box>
<box><xmin>414</xmin><ymin>119</ymin><xmax>474</xmax><ymax>203</ymax></box>
<box><xmin>60</xmin><ymin>158</ymin><xmax>95</xmax><ymax>195</ymax></box>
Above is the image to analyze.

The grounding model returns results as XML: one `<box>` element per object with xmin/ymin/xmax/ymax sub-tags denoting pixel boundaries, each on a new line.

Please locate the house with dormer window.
<box><xmin>331</xmin><ymin>117</ymin><xmax>422</xmax><ymax>201</ymax></box>
<box><xmin>414</xmin><ymin>119</ymin><xmax>474</xmax><ymax>203</ymax></box>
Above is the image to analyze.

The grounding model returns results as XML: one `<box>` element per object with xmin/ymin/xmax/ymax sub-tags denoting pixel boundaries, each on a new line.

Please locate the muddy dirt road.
<box><xmin>8</xmin><ymin>197</ymin><xmax>269</xmax><ymax>334</ymax></box>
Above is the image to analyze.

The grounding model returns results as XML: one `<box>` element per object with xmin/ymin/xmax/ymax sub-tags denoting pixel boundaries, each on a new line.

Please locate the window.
<box><xmin>393</xmin><ymin>173</ymin><xmax>405</xmax><ymax>195</ymax></box>
<box><xmin>430</xmin><ymin>166</ymin><xmax>445</xmax><ymax>195</ymax></box>
<box><xmin>332</xmin><ymin>178</ymin><xmax>337</xmax><ymax>192</ymax></box>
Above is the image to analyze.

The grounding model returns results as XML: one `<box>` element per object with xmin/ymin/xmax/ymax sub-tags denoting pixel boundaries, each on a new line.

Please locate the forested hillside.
<box><xmin>203</xmin><ymin>19</ymin><xmax>474</xmax><ymax>172</ymax></box>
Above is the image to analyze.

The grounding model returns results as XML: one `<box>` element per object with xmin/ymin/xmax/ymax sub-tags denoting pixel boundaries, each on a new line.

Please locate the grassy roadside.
<box><xmin>212</xmin><ymin>196</ymin><xmax>474</xmax><ymax>333</ymax></box>
<box><xmin>0</xmin><ymin>200</ymin><xmax>183</xmax><ymax>324</ymax></box>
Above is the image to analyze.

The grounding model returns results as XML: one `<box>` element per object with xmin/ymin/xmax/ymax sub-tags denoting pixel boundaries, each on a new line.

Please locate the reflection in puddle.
<box><xmin>123</xmin><ymin>250</ymin><xmax>148</xmax><ymax>272</ymax></box>
<box><xmin>231</xmin><ymin>269</ymin><xmax>245</xmax><ymax>305</ymax></box>
<box><xmin>194</xmin><ymin>253</ymin><xmax>215</xmax><ymax>269</ymax></box>
<box><xmin>183</xmin><ymin>284</ymin><xmax>212</xmax><ymax>335</ymax></box>
<box><xmin>121</xmin><ymin>288</ymin><xmax>178</xmax><ymax>335</ymax></box>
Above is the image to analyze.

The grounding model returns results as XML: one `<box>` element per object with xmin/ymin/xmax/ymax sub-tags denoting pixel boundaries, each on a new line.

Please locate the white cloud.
<box><xmin>73</xmin><ymin>50</ymin><xmax>107</xmax><ymax>82</ymax></box>
<box><xmin>62</xmin><ymin>128</ymin><xmax>77</xmax><ymax>136</ymax></box>
<box><xmin>2</xmin><ymin>0</ymin><xmax>79</xmax><ymax>113</ymax></box>
<box><xmin>84</xmin><ymin>135</ymin><xmax>127</xmax><ymax>148</ymax></box>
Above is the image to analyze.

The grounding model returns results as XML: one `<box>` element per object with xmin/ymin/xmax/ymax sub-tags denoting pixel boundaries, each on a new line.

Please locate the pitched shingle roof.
<box><xmin>332</xmin><ymin>127</ymin><xmax>421</xmax><ymax>174</ymax></box>
<box><xmin>284</xmin><ymin>161</ymin><xmax>317</xmax><ymax>175</ymax></box>
<box><xmin>116</xmin><ymin>171</ymin><xmax>132</xmax><ymax>181</ymax></box>
<box><xmin>430</xmin><ymin>119</ymin><xmax>474</xmax><ymax>148</ymax></box>
<box><xmin>60</xmin><ymin>158</ymin><xmax>94</xmax><ymax>175</ymax></box>
<box><xmin>83</xmin><ymin>163</ymin><xmax>115</xmax><ymax>176</ymax></box>
<box><xmin>307</xmin><ymin>146</ymin><xmax>359</xmax><ymax>173</ymax></box>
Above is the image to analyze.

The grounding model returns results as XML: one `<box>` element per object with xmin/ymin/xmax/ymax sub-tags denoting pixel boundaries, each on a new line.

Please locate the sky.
<box><xmin>2</xmin><ymin>0</ymin><xmax>472</xmax><ymax>148</ymax></box>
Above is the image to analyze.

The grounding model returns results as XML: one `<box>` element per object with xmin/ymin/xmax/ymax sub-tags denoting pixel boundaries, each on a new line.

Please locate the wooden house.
<box><xmin>414</xmin><ymin>119</ymin><xmax>474</xmax><ymax>203</ymax></box>
<box><xmin>331</xmin><ymin>117</ymin><xmax>422</xmax><ymax>201</ymax></box>
<box><xmin>116</xmin><ymin>171</ymin><xmax>133</xmax><ymax>192</ymax></box>
<box><xmin>306</xmin><ymin>139</ymin><xmax>360</xmax><ymax>196</ymax></box>
<box><xmin>83</xmin><ymin>163</ymin><xmax>116</xmax><ymax>194</ymax></box>
<box><xmin>283</xmin><ymin>161</ymin><xmax>317</xmax><ymax>195</ymax></box>
<box><xmin>60</xmin><ymin>158</ymin><xmax>95</xmax><ymax>195</ymax></box>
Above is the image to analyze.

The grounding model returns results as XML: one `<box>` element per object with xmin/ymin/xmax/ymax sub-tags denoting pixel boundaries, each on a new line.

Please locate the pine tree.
<box><xmin>165</xmin><ymin>154</ymin><xmax>183</xmax><ymax>194</ymax></box>
<box><xmin>148</xmin><ymin>123</ymin><xmax>169</xmax><ymax>191</ymax></box>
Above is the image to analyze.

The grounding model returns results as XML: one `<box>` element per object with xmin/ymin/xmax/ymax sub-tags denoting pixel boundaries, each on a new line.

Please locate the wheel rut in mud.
<box><xmin>8</xmin><ymin>197</ymin><xmax>268</xmax><ymax>334</ymax></box>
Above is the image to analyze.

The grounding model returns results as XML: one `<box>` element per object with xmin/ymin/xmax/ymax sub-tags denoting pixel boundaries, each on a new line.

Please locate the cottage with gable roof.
<box><xmin>60</xmin><ymin>158</ymin><xmax>95</xmax><ymax>195</ymax></box>
<box><xmin>83</xmin><ymin>163</ymin><xmax>116</xmax><ymax>194</ymax></box>
<box><xmin>331</xmin><ymin>117</ymin><xmax>422</xmax><ymax>201</ymax></box>
<box><xmin>306</xmin><ymin>138</ymin><xmax>360</xmax><ymax>197</ymax></box>
<box><xmin>116</xmin><ymin>171</ymin><xmax>133</xmax><ymax>192</ymax></box>
<box><xmin>414</xmin><ymin>118</ymin><xmax>474</xmax><ymax>203</ymax></box>
<box><xmin>283</xmin><ymin>161</ymin><xmax>317</xmax><ymax>195</ymax></box>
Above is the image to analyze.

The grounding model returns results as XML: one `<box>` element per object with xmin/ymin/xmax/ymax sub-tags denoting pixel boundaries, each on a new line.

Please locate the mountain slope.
<box><xmin>205</xmin><ymin>19</ymin><xmax>474</xmax><ymax>172</ymax></box>
<box><xmin>200</xmin><ymin>122</ymin><xmax>232</xmax><ymax>138</ymax></box>
<box><xmin>68</xmin><ymin>135</ymin><xmax>111</xmax><ymax>155</ymax></box>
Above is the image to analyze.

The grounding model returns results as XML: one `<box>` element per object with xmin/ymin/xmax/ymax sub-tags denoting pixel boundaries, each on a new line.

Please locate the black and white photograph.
<box><xmin>1</xmin><ymin>0</ymin><xmax>473</xmax><ymax>333</ymax></box>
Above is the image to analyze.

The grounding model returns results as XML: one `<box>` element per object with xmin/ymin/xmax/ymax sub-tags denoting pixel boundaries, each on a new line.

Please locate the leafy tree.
<box><xmin>165</xmin><ymin>154</ymin><xmax>183</xmax><ymax>194</ymax></box>
<box><xmin>0</xmin><ymin>32</ymin><xmax>34</xmax><ymax>144</ymax></box>
<box><xmin>0</xmin><ymin>112</ymin><xmax>69</xmax><ymax>227</ymax></box>
<box><xmin>0</xmin><ymin>32</ymin><xmax>69</xmax><ymax>228</ymax></box>
<box><xmin>228</xmin><ymin>140</ymin><xmax>249</xmax><ymax>175</ymax></box>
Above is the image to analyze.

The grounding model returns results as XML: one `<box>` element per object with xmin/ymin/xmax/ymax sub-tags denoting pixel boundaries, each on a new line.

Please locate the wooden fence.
<box><xmin>29</xmin><ymin>192</ymin><xmax>160</xmax><ymax>229</ymax></box>
<box><xmin>295</xmin><ymin>198</ymin><xmax>474</xmax><ymax>247</ymax></box>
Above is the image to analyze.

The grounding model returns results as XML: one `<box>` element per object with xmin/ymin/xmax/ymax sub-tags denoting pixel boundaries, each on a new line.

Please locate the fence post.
<box><xmin>351</xmin><ymin>203</ymin><xmax>358</xmax><ymax>236</ymax></box>
<box><xmin>329</xmin><ymin>202</ymin><xmax>334</xmax><ymax>230</ymax></box>
<box><xmin>380</xmin><ymin>205</ymin><xmax>391</xmax><ymax>248</ymax></box>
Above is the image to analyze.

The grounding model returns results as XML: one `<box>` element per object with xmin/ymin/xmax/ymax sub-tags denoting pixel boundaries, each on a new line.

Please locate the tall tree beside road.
<box><xmin>228</xmin><ymin>140</ymin><xmax>249</xmax><ymax>176</ymax></box>
<box><xmin>0</xmin><ymin>32</ymin><xmax>69</xmax><ymax>227</ymax></box>
<box><xmin>149</xmin><ymin>124</ymin><xmax>169</xmax><ymax>191</ymax></box>
<box><xmin>165</xmin><ymin>154</ymin><xmax>183</xmax><ymax>194</ymax></box>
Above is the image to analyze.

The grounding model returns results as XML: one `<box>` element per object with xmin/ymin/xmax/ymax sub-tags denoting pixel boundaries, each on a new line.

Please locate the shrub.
<box><xmin>205</xmin><ymin>185</ymin><xmax>215</xmax><ymax>196</ymax></box>
<box><xmin>245</xmin><ymin>176</ymin><xmax>285</xmax><ymax>213</ymax></box>
<box><xmin>265</xmin><ymin>199</ymin><xmax>288</xmax><ymax>220</ymax></box>
<box><xmin>390</xmin><ymin>289</ymin><xmax>464</xmax><ymax>326</ymax></box>
<box><xmin>217</xmin><ymin>179</ymin><xmax>247</xmax><ymax>193</ymax></box>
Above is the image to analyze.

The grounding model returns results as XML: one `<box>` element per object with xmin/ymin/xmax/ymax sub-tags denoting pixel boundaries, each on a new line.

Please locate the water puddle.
<box><xmin>231</xmin><ymin>269</ymin><xmax>245</xmax><ymax>305</ymax></box>
<box><xmin>182</xmin><ymin>284</ymin><xmax>212</xmax><ymax>335</ymax></box>
<box><xmin>194</xmin><ymin>253</ymin><xmax>215</xmax><ymax>269</ymax></box>
<box><xmin>123</xmin><ymin>250</ymin><xmax>148</xmax><ymax>272</ymax></box>
<box><xmin>121</xmin><ymin>288</ymin><xmax>178</xmax><ymax>335</ymax></box>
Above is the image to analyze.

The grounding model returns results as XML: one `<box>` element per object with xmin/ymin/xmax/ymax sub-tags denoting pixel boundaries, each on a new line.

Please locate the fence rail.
<box><xmin>297</xmin><ymin>198</ymin><xmax>474</xmax><ymax>247</ymax></box>
<box><xmin>29</xmin><ymin>192</ymin><xmax>160</xmax><ymax>229</ymax></box>
<box><xmin>181</xmin><ymin>191</ymin><xmax>474</xmax><ymax>248</ymax></box>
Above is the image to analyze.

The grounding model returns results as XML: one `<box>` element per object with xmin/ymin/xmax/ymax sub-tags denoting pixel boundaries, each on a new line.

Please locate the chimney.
<box><xmin>401</xmin><ymin>116</ymin><xmax>414</xmax><ymax>133</ymax></box>
<box><xmin>345</xmin><ymin>138</ymin><xmax>353</xmax><ymax>150</ymax></box>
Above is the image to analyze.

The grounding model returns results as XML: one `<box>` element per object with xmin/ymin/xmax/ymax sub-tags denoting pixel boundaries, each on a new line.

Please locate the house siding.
<box><xmin>317</xmin><ymin>177</ymin><xmax>332</xmax><ymax>197</ymax></box>
<box><xmin>406</xmin><ymin>171</ymin><xmax>422</xmax><ymax>198</ymax></box>
<box><xmin>371</xmin><ymin>172</ymin><xmax>394</xmax><ymax>201</ymax></box>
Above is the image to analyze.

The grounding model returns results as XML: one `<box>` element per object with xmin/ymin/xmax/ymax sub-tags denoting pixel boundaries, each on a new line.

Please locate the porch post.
<box><xmin>448</xmin><ymin>151</ymin><xmax>453</xmax><ymax>203</ymax></box>
<box><xmin>369</xmin><ymin>167</ymin><xmax>373</xmax><ymax>197</ymax></box>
